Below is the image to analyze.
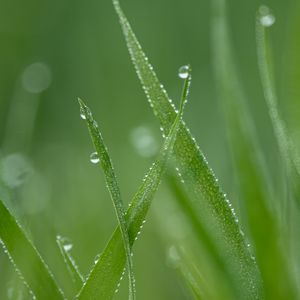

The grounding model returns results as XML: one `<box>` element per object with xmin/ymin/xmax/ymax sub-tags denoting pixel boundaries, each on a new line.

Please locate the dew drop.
<box><xmin>63</xmin><ymin>244</ymin><xmax>73</xmax><ymax>252</ymax></box>
<box><xmin>178</xmin><ymin>65</ymin><xmax>190</xmax><ymax>79</ymax></box>
<box><xmin>259</xmin><ymin>6</ymin><xmax>275</xmax><ymax>27</ymax></box>
<box><xmin>94</xmin><ymin>254</ymin><xmax>101</xmax><ymax>264</ymax></box>
<box><xmin>80</xmin><ymin>108</ymin><xmax>86</xmax><ymax>120</ymax></box>
<box><xmin>90</xmin><ymin>152</ymin><xmax>100</xmax><ymax>164</ymax></box>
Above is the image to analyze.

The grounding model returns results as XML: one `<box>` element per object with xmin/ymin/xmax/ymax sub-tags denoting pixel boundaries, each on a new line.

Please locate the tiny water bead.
<box><xmin>178</xmin><ymin>65</ymin><xmax>190</xmax><ymax>79</ymax></box>
<box><xmin>80</xmin><ymin>107</ymin><xmax>86</xmax><ymax>120</ymax></box>
<box><xmin>63</xmin><ymin>243</ymin><xmax>73</xmax><ymax>252</ymax></box>
<box><xmin>90</xmin><ymin>152</ymin><xmax>100</xmax><ymax>164</ymax></box>
<box><xmin>259</xmin><ymin>5</ymin><xmax>275</xmax><ymax>27</ymax></box>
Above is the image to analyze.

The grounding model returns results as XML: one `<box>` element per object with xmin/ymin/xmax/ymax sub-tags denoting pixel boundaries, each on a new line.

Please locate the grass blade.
<box><xmin>211</xmin><ymin>1</ymin><xmax>298</xmax><ymax>298</ymax></box>
<box><xmin>0</xmin><ymin>199</ymin><xmax>64</xmax><ymax>299</ymax></box>
<box><xmin>113</xmin><ymin>0</ymin><xmax>261</xmax><ymax>298</ymax></box>
<box><xmin>77</xmin><ymin>65</ymin><xmax>190</xmax><ymax>299</ymax></box>
<box><xmin>56</xmin><ymin>235</ymin><xmax>84</xmax><ymax>293</ymax></box>
<box><xmin>78</xmin><ymin>98</ymin><xmax>135</xmax><ymax>300</ymax></box>
<box><xmin>256</xmin><ymin>6</ymin><xmax>300</xmax><ymax>202</ymax></box>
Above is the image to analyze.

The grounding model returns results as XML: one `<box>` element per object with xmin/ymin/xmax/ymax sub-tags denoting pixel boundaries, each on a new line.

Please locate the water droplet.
<box><xmin>90</xmin><ymin>152</ymin><xmax>100</xmax><ymax>164</ymax></box>
<box><xmin>21</xmin><ymin>62</ymin><xmax>52</xmax><ymax>94</ymax></box>
<box><xmin>63</xmin><ymin>243</ymin><xmax>73</xmax><ymax>252</ymax></box>
<box><xmin>80</xmin><ymin>107</ymin><xmax>86</xmax><ymax>120</ymax></box>
<box><xmin>259</xmin><ymin>6</ymin><xmax>275</xmax><ymax>27</ymax></box>
<box><xmin>178</xmin><ymin>65</ymin><xmax>190</xmax><ymax>79</ymax></box>
<box><xmin>94</xmin><ymin>254</ymin><xmax>101</xmax><ymax>264</ymax></box>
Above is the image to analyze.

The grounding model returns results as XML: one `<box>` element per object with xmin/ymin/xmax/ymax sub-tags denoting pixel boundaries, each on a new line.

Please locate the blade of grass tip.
<box><xmin>77</xmin><ymin>98</ymin><xmax>135</xmax><ymax>300</ymax></box>
<box><xmin>77</xmin><ymin>66</ymin><xmax>190</xmax><ymax>300</ymax></box>
<box><xmin>113</xmin><ymin>0</ymin><xmax>262</xmax><ymax>298</ymax></box>
<box><xmin>256</xmin><ymin>6</ymin><xmax>300</xmax><ymax>204</ymax></box>
<box><xmin>0</xmin><ymin>199</ymin><xmax>65</xmax><ymax>299</ymax></box>
<box><xmin>211</xmin><ymin>1</ymin><xmax>299</xmax><ymax>298</ymax></box>
<box><xmin>56</xmin><ymin>235</ymin><xmax>84</xmax><ymax>293</ymax></box>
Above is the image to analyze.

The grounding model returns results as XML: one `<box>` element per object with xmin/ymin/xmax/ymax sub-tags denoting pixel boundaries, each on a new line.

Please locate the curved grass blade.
<box><xmin>256</xmin><ymin>6</ymin><xmax>300</xmax><ymax>202</ymax></box>
<box><xmin>56</xmin><ymin>235</ymin><xmax>84</xmax><ymax>292</ymax></box>
<box><xmin>77</xmin><ymin>67</ymin><xmax>190</xmax><ymax>300</ymax></box>
<box><xmin>0</xmin><ymin>199</ymin><xmax>65</xmax><ymax>299</ymax></box>
<box><xmin>112</xmin><ymin>0</ymin><xmax>262</xmax><ymax>298</ymax></box>
<box><xmin>211</xmin><ymin>1</ymin><xmax>298</xmax><ymax>298</ymax></box>
<box><xmin>78</xmin><ymin>98</ymin><xmax>135</xmax><ymax>300</ymax></box>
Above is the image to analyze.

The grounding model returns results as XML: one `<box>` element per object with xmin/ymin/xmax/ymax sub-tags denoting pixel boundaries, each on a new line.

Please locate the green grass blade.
<box><xmin>113</xmin><ymin>0</ymin><xmax>261</xmax><ymax>298</ymax></box>
<box><xmin>78</xmin><ymin>98</ymin><xmax>135</xmax><ymax>300</ymax></box>
<box><xmin>211</xmin><ymin>1</ymin><xmax>298</xmax><ymax>298</ymax></box>
<box><xmin>0</xmin><ymin>199</ymin><xmax>64</xmax><ymax>299</ymax></box>
<box><xmin>77</xmin><ymin>67</ymin><xmax>190</xmax><ymax>300</ymax></box>
<box><xmin>256</xmin><ymin>6</ymin><xmax>300</xmax><ymax>202</ymax></box>
<box><xmin>56</xmin><ymin>235</ymin><xmax>84</xmax><ymax>292</ymax></box>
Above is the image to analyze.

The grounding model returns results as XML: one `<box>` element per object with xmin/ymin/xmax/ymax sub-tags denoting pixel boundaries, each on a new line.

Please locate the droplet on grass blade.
<box><xmin>259</xmin><ymin>6</ymin><xmax>275</xmax><ymax>27</ymax></box>
<box><xmin>90</xmin><ymin>152</ymin><xmax>100</xmax><ymax>164</ymax></box>
<box><xmin>80</xmin><ymin>107</ymin><xmax>86</xmax><ymax>120</ymax></box>
<box><xmin>178</xmin><ymin>65</ymin><xmax>190</xmax><ymax>79</ymax></box>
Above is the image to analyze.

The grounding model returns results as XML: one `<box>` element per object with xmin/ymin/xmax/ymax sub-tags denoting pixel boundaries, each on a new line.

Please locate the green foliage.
<box><xmin>1</xmin><ymin>0</ymin><xmax>300</xmax><ymax>299</ymax></box>
<box><xmin>56</xmin><ymin>235</ymin><xmax>83</xmax><ymax>293</ymax></box>
<box><xmin>112</xmin><ymin>0</ymin><xmax>261</xmax><ymax>298</ymax></box>
<box><xmin>78</xmin><ymin>98</ymin><xmax>136</xmax><ymax>300</ymax></box>
<box><xmin>0</xmin><ymin>200</ymin><xmax>64</xmax><ymax>299</ymax></box>
<box><xmin>77</xmin><ymin>56</ymin><xmax>190</xmax><ymax>300</ymax></box>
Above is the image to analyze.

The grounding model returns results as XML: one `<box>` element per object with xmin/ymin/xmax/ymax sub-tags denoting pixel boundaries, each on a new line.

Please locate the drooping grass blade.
<box><xmin>112</xmin><ymin>0</ymin><xmax>261</xmax><ymax>298</ymax></box>
<box><xmin>56</xmin><ymin>235</ymin><xmax>84</xmax><ymax>293</ymax></box>
<box><xmin>77</xmin><ymin>64</ymin><xmax>190</xmax><ymax>300</ymax></box>
<box><xmin>0</xmin><ymin>199</ymin><xmax>65</xmax><ymax>299</ymax></box>
<box><xmin>211</xmin><ymin>1</ymin><xmax>298</xmax><ymax>298</ymax></box>
<box><xmin>78</xmin><ymin>98</ymin><xmax>135</xmax><ymax>300</ymax></box>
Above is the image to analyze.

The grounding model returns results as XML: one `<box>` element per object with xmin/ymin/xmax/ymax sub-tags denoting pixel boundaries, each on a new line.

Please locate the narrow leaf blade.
<box><xmin>211</xmin><ymin>1</ymin><xmax>298</xmax><ymax>298</ymax></box>
<box><xmin>0</xmin><ymin>200</ymin><xmax>64</xmax><ymax>299</ymax></box>
<box><xmin>112</xmin><ymin>1</ymin><xmax>262</xmax><ymax>298</ymax></box>
<box><xmin>77</xmin><ymin>65</ymin><xmax>190</xmax><ymax>300</ymax></box>
<box><xmin>56</xmin><ymin>235</ymin><xmax>84</xmax><ymax>292</ymax></box>
<box><xmin>78</xmin><ymin>98</ymin><xmax>135</xmax><ymax>300</ymax></box>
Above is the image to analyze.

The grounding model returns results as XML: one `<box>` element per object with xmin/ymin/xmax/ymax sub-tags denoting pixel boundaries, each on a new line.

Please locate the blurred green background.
<box><xmin>0</xmin><ymin>0</ymin><xmax>299</xmax><ymax>298</ymax></box>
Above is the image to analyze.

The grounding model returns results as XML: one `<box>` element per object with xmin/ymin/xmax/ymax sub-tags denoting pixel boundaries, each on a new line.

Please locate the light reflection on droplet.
<box><xmin>178</xmin><ymin>65</ymin><xmax>190</xmax><ymax>79</ymax></box>
<box><xmin>90</xmin><ymin>152</ymin><xmax>100</xmax><ymax>164</ymax></box>
<box><xmin>259</xmin><ymin>5</ymin><xmax>275</xmax><ymax>27</ymax></box>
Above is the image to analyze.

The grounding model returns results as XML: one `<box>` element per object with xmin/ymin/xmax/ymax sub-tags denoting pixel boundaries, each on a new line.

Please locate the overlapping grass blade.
<box><xmin>77</xmin><ymin>65</ymin><xmax>190</xmax><ymax>300</ymax></box>
<box><xmin>56</xmin><ymin>235</ymin><xmax>83</xmax><ymax>293</ymax></box>
<box><xmin>78</xmin><ymin>98</ymin><xmax>135</xmax><ymax>300</ymax></box>
<box><xmin>256</xmin><ymin>7</ymin><xmax>300</xmax><ymax>203</ymax></box>
<box><xmin>211</xmin><ymin>1</ymin><xmax>298</xmax><ymax>298</ymax></box>
<box><xmin>0</xmin><ymin>199</ymin><xmax>64</xmax><ymax>299</ymax></box>
<box><xmin>112</xmin><ymin>0</ymin><xmax>261</xmax><ymax>298</ymax></box>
